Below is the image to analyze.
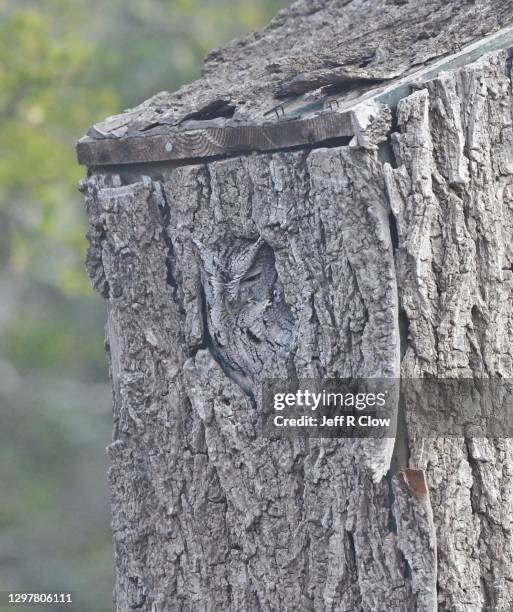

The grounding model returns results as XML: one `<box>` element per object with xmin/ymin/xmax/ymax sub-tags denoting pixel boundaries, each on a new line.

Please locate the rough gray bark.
<box><xmin>385</xmin><ymin>49</ymin><xmax>513</xmax><ymax>611</ymax></box>
<box><xmin>82</xmin><ymin>0</ymin><xmax>513</xmax><ymax>137</ymax></box>
<box><xmin>78</xmin><ymin>1</ymin><xmax>513</xmax><ymax>611</ymax></box>
<box><xmin>83</xmin><ymin>149</ymin><xmax>416</xmax><ymax>611</ymax></box>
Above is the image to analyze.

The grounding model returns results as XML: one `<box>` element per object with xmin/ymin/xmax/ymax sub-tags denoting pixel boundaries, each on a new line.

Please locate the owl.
<box><xmin>193</xmin><ymin>236</ymin><xmax>294</xmax><ymax>395</ymax></box>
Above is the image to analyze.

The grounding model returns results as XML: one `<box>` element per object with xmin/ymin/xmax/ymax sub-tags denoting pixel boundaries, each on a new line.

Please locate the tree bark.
<box><xmin>80</xmin><ymin>10</ymin><xmax>513</xmax><ymax>612</ymax></box>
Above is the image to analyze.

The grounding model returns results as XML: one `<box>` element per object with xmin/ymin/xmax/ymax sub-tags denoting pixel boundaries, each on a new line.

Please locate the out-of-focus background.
<box><xmin>0</xmin><ymin>1</ymin><xmax>288</xmax><ymax>610</ymax></box>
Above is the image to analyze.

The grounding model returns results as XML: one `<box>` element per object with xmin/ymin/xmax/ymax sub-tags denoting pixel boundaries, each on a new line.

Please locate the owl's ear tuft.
<box><xmin>243</xmin><ymin>236</ymin><xmax>270</xmax><ymax>270</ymax></box>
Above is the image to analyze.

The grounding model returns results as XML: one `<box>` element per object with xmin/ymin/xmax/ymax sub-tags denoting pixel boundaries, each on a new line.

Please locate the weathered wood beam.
<box><xmin>76</xmin><ymin>111</ymin><xmax>355</xmax><ymax>166</ymax></box>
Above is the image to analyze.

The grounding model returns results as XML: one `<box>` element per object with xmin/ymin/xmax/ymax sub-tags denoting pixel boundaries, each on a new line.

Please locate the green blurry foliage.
<box><xmin>0</xmin><ymin>375</ymin><xmax>114</xmax><ymax>612</ymax></box>
<box><xmin>0</xmin><ymin>2</ymin><xmax>289</xmax><ymax>609</ymax></box>
<box><xmin>0</xmin><ymin>1</ymin><xmax>118</xmax><ymax>294</ymax></box>
<box><xmin>88</xmin><ymin>0</ymin><xmax>289</xmax><ymax>107</ymax></box>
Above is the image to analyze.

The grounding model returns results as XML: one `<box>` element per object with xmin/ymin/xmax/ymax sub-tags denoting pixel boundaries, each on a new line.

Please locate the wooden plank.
<box><xmin>76</xmin><ymin>111</ymin><xmax>354</xmax><ymax>167</ymax></box>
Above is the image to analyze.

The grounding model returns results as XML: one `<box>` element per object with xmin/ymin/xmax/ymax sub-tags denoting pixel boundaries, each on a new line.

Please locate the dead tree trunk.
<box><xmin>78</xmin><ymin>1</ymin><xmax>513</xmax><ymax>610</ymax></box>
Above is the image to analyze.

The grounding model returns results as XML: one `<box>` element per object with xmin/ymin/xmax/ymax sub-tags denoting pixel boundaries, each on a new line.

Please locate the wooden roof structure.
<box><xmin>77</xmin><ymin>0</ymin><xmax>513</xmax><ymax>166</ymax></box>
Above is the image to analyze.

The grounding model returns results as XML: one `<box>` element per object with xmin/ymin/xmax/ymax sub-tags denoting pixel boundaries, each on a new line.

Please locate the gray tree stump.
<box><xmin>78</xmin><ymin>1</ymin><xmax>513</xmax><ymax>610</ymax></box>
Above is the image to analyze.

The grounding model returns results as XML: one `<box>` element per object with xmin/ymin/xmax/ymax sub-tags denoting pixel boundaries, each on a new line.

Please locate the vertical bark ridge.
<box><xmin>385</xmin><ymin>49</ymin><xmax>513</xmax><ymax>611</ymax></box>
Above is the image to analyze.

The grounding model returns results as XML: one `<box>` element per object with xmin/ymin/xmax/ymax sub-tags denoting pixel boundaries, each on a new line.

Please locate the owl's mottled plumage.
<box><xmin>193</xmin><ymin>237</ymin><xmax>293</xmax><ymax>394</ymax></box>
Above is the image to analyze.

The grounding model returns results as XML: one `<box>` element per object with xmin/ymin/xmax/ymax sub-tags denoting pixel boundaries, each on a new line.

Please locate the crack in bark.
<box><xmin>156</xmin><ymin>184</ymin><xmax>181</xmax><ymax>302</ymax></box>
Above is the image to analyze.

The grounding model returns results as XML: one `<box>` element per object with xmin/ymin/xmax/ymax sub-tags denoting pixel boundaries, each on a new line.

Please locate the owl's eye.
<box><xmin>241</xmin><ymin>271</ymin><xmax>262</xmax><ymax>284</ymax></box>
